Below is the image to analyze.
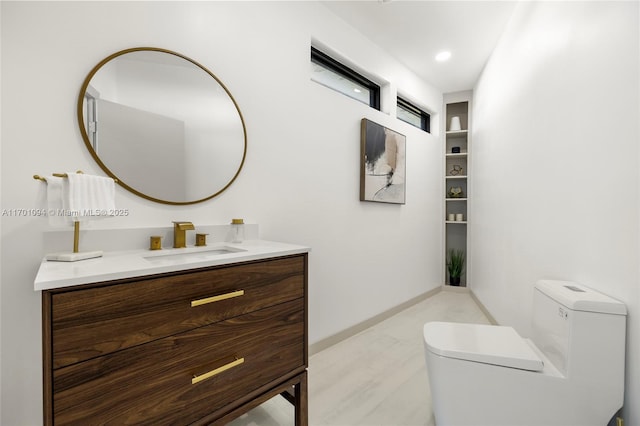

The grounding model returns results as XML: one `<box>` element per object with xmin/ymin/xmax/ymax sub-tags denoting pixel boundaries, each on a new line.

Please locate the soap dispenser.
<box><xmin>230</xmin><ymin>218</ymin><xmax>245</xmax><ymax>243</ymax></box>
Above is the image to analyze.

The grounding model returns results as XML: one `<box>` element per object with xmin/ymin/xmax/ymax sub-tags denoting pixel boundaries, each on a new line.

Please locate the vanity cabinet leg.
<box><xmin>295</xmin><ymin>370</ymin><xmax>308</xmax><ymax>426</ymax></box>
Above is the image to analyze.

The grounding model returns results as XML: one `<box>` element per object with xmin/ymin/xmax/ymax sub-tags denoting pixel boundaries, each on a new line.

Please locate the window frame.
<box><xmin>311</xmin><ymin>47</ymin><xmax>381</xmax><ymax>110</ymax></box>
<box><xmin>397</xmin><ymin>96</ymin><xmax>431</xmax><ymax>133</ymax></box>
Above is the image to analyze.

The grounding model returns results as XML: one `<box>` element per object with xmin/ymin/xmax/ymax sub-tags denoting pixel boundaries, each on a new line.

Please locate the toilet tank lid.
<box><xmin>423</xmin><ymin>322</ymin><xmax>544</xmax><ymax>372</ymax></box>
<box><xmin>535</xmin><ymin>280</ymin><xmax>627</xmax><ymax>315</ymax></box>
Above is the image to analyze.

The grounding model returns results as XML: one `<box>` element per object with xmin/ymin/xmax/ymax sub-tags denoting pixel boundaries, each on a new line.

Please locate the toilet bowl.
<box><xmin>423</xmin><ymin>280</ymin><xmax>626</xmax><ymax>426</ymax></box>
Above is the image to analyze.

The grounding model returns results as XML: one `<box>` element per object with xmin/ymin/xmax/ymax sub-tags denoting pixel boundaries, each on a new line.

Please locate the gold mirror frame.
<box><xmin>77</xmin><ymin>47</ymin><xmax>247</xmax><ymax>205</ymax></box>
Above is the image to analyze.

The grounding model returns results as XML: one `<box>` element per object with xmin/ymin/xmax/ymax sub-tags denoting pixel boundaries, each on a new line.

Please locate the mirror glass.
<box><xmin>78</xmin><ymin>48</ymin><xmax>247</xmax><ymax>205</ymax></box>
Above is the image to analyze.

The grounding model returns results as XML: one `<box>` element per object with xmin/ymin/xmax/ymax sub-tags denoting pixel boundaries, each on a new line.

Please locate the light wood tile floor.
<box><xmin>228</xmin><ymin>290</ymin><xmax>491</xmax><ymax>426</ymax></box>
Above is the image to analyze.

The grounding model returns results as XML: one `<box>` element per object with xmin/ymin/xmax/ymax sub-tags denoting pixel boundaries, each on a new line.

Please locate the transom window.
<box><xmin>397</xmin><ymin>97</ymin><xmax>431</xmax><ymax>133</ymax></box>
<box><xmin>311</xmin><ymin>47</ymin><xmax>380</xmax><ymax>110</ymax></box>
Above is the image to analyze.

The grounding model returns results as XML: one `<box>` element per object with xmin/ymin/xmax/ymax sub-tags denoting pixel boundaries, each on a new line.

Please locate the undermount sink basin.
<box><xmin>143</xmin><ymin>246</ymin><xmax>246</xmax><ymax>265</ymax></box>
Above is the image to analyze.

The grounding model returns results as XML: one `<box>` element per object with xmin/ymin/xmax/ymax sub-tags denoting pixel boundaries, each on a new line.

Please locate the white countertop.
<box><xmin>34</xmin><ymin>239</ymin><xmax>310</xmax><ymax>291</ymax></box>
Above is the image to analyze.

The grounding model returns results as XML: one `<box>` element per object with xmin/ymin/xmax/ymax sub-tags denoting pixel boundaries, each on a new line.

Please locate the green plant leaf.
<box><xmin>446</xmin><ymin>249</ymin><xmax>465</xmax><ymax>278</ymax></box>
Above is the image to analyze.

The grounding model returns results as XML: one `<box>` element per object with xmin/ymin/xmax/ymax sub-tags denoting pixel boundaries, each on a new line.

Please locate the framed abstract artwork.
<box><xmin>360</xmin><ymin>118</ymin><xmax>406</xmax><ymax>204</ymax></box>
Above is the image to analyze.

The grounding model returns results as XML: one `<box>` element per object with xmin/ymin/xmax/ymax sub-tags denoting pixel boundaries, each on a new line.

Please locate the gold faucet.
<box><xmin>172</xmin><ymin>221</ymin><xmax>195</xmax><ymax>248</ymax></box>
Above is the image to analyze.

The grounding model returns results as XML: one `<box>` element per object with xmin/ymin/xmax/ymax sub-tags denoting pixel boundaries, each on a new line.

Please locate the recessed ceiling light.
<box><xmin>435</xmin><ymin>51</ymin><xmax>451</xmax><ymax>62</ymax></box>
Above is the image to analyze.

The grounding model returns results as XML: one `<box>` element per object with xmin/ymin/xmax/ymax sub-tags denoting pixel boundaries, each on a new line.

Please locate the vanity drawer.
<box><xmin>50</xmin><ymin>255</ymin><xmax>305</xmax><ymax>369</ymax></box>
<box><xmin>52</xmin><ymin>299</ymin><xmax>305</xmax><ymax>425</ymax></box>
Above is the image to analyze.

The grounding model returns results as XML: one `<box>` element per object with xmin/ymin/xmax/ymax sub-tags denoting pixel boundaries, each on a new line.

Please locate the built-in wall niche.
<box><xmin>445</xmin><ymin>200</ymin><xmax>467</xmax><ymax>223</ymax></box>
<box><xmin>445</xmin><ymin>133</ymin><xmax>468</xmax><ymax>155</ymax></box>
<box><xmin>446</xmin><ymin>155</ymin><xmax>467</xmax><ymax>177</ymax></box>
<box><xmin>445</xmin><ymin>102</ymin><xmax>469</xmax><ymax>131</ymax></box>
<box><xmin>446</xmin><ymin>180</ymin><xmax>467</xmax><ymax>200</ymax></box>
<box><xmin>444</xmin><ymin>98</ymin><xmax>470</xmax><ymax>287</ymax></box>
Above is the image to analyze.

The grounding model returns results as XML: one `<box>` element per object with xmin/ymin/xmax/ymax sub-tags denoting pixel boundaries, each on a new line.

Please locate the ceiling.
<box><xmin>322</xmin><ymin>1</ymin><xmax>518</xmax><ymax>94</ymax></box>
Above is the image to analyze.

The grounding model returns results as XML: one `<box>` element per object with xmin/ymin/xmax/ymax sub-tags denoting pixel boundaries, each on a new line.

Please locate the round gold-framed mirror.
<box><xmin>77</xmin><ymin>47</ymin><xmax>247</xmax><ymax>205</ymax></box>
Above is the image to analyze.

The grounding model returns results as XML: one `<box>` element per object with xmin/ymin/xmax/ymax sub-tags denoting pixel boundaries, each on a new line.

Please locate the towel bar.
<box><xmin>33</xmin><ymin>171</ymin><xmax>117</xmax><ymax>183</ymax></box>
<box><xmin>33</xmin><ymin>170</ymin><xmax>84</xmax><ymax>182</ymax></box>
<box><xmin>33</xmin><ymin>170</ymin><xmax>113</xmax><ymax>260</ymax></box>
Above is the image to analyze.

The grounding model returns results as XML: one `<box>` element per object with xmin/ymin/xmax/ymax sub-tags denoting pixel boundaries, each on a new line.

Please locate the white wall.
<box><xmin>471</xmin><ymin>1</ymin><xmax>639</xmax><ymax>423</ymax></box>
<box><xmin>0</xmin><ymin>2</ymin><xmax>443</xmax><ymax>424</ymax></box>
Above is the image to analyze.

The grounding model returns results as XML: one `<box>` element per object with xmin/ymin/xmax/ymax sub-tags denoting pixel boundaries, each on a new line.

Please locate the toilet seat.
<box><xmin>423</xmin><ymin>322</ymin><xmax>544</xmax><ymax>371</ymax></box>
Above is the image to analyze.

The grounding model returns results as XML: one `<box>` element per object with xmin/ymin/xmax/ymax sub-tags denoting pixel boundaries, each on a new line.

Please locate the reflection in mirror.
<box><xmin>78</xmin><ymin>48</ymin><xmax>246</xmax><ymax>205</ymax></box>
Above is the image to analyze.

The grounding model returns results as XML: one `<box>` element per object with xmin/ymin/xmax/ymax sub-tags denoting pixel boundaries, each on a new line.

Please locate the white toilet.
<box><xmin>423</xmin><ymin>280</ymin><xmax>626</xmax><ymax>426</ymax></box>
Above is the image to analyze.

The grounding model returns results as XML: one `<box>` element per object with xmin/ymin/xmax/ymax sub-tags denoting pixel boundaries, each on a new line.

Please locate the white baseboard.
<box><xmin>309</xmin><ymin>286</ymin><xmax>441</xmax><ymax>356</ymax></box>
<box><xmin>309</xmin><ymin>284</ymin><xmax>500</xmax><ymax>356</ymax></box>
<box><xmin>469</xmin><ymin>289</ymin><xmax>498</xmax><ymax>325</ymax></box>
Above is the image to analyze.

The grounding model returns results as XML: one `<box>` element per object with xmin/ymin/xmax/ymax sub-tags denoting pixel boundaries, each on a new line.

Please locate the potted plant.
<box><xmin>447</xmin><ymin>249</ymin><xmax>465</xmax><ymax>286</ymax></box>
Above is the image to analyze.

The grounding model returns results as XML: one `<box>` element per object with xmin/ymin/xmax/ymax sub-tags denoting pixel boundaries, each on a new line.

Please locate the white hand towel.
<box><xmin>66</xmin><ymin>173</ymin><xmax>116</xmax><ymax>223</ymax></box>
<box><xmin>44</xmin><ymin>176</ymin><xmax>73</xmax><ymax>227</ymax></box>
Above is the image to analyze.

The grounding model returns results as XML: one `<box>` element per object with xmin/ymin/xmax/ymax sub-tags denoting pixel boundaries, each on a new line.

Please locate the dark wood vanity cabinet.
<box><xmin>42</xmin><ymin>254</ymin><xmax>308</xmax><ymax>425</ymax></box>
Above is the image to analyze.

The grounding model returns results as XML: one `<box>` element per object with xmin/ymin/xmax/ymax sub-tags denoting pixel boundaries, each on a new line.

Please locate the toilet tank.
<box><xmin>532</xmin><ymin>280</ymin><xmax>626</xmax><ymax>377</ymax></box>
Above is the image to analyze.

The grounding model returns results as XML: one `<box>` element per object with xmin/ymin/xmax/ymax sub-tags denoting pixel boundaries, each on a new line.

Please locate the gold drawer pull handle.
<box><xmin>192</xmin><ymin>357</ymin><xmax>245</xmax><ymax>385</ymax></box>
<box><xmin>191</xmin><ymin>290</ymin><xmax>245</xmax><ymax>307</ymax></box>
